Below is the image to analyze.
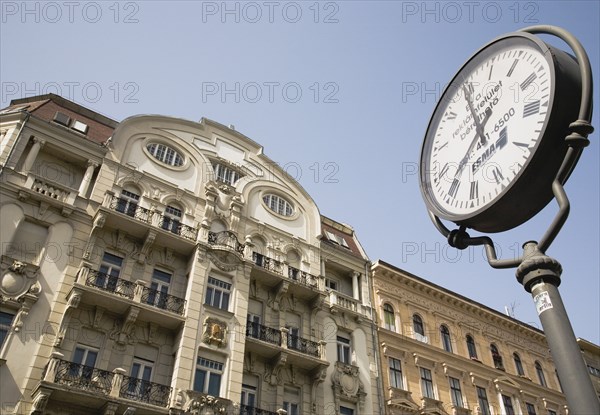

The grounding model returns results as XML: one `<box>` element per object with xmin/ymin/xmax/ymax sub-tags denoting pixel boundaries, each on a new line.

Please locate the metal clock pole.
<box><xmin>427</xmin><ymin>26</ymin><xmax>599</xmax><ymax>414</ymax></box>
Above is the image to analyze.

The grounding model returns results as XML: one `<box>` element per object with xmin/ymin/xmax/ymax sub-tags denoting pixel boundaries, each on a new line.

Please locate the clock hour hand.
<box><xmin>463</xmin><ymin>83</ymin><xmax>492</xmax><ymax>146</ymax></box>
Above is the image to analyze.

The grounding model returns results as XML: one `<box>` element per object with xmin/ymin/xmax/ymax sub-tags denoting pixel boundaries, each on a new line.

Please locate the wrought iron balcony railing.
<box><xmin>239</xmin><ymin>404</ymin><xmax>280</xmax><ymax>415</ymax></box>
<box><xmin>84</xmin><ymin>270</ymin><xmax>136</xmax><ymax>299</ymax></box>
<box><xmin>109</xmin><ymin>196</ymin><xmax>152</xmax><ymax>222</ymax></box>
<box><xmin>208</xmin><ymin>231</ymin><xmax>245</xmax><ymax>255</ymax></box>
<box><xmin>252</xmin><ymin>252</ymin><xmax>283</xmax><ymax>275</ymax></box>
<box><xmin>53</xmin><ymin>360</ymin><xmax>113</xmax><ymax>394</ymax></box>
<box><xmin>287</xmin><ymin>266</ymin><xmax>319</xmax><ymax>289</ymax></box>
<box><xmin>120</xmin><ymin>376</ymin><xmax>172</xmax><ymax>408</ymax></box>
<box><xmin>159</xmin><ymin>215</ymin><xmax>198</xmax><ymax>241</ymax></box>
<box><xmin>246</xmin><ymin>321</ymin><xmax>282</xmax><ymax>346</ymax></box>
<box><xmin>141</xmin><ymin>286</ymin><xmax>186</xmax><ymax>316</ymax></box>
<box><xmin>287</xmin><ymin>333</ymin><xmax>320</xmax><ymax>358</ymax></box>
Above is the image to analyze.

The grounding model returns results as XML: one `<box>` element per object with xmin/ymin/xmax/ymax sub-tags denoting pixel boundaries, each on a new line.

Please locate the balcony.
<box><xmin>245</xmin><ymin>322</ymin><xmax>327</xmax><ymax>370</ymax></box>
<box><xmin>38</xmin><ymin>354</ymin><xmax>172</xmax><ymax>411</ymax></box>
<box><xmin>74</xmin><ymin>265</ymin><xmax>186</xmax><ymax>329</ymax></box>
<box><xmin>15</xmin><ymin>173</ymin><xmax>83</xmax><ymax>216</ymax></box>
<box><xmin>240</xmin><ymin>404</ymin><xmax>280</xmax><ymax>415</ymax></box>
<box><xmin>98</xmin><ymin>192</ymin><xmax>198</xmax><ymax>254</ymax></box>
<box><xmin>141</xmin><ymin>286</ymin><xmax>186</xmax><ymax>315</ymax></box>
<box><xmin>120</xmin><ymin>376</ymin><xmax>172</xmax><ymax>407</ymax></box>
<box><xmin>328</xmin><ymin>291</ymin><xmax>372</xmax><ymax>320</ymax></box>
<box><xmin>206</xmin><ymin>231</ymin><xmax>246</xmax><ymax>269</ymax></box>
<box><xmin>251</xmin><ymin>253</ymin><xmax>325</xmax><ymax>302</ymax></box>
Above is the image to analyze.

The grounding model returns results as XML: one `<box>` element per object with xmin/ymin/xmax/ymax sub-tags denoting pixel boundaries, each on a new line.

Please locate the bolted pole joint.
<box><xmin>516</xmin><ymin>241</ymin><xmax>562</xmax><ymax>292</ymax></box>
<box><xmin>448</xmin><ymin>227</ymin><xmax>470</xmax><ymax>250</ymax></box>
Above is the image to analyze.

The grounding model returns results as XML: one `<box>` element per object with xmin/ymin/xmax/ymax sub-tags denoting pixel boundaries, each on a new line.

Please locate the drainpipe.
<box><xmin>365</xmin><ymin>259</ymin><xmax>385</xmax><ymax>415</ymax></box>
<box><xmin>0</xmin><ymin>110</ymin><xmax>30</xmax><ymax>177</ymax></box>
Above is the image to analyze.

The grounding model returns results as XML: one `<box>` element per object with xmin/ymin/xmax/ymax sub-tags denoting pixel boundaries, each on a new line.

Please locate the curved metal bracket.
<box><xmin>428</xmin><ymin>25</ymin><xmax>594</xmax><ymax>269</ymax></box>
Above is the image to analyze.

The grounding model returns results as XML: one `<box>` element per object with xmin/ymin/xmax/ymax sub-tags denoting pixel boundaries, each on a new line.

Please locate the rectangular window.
<box><xmin>71</xmin><ymin>345</ymin><xmax>99</xmax><ymax>380</ymax></box>
<box><xmin>476</xmin><ymin>386</ymin><xmax>490</xmax><ymax>415</ymax></box>
<box><xmin>420</xmin><ymin>367</ymin><xmax>435</xmax><ymax>399</ymax></box>
<box><xmin>389</xmin><ymin>357</ymin><xmax>404</xmax><ymax>389</ymax></box>
<box><xmin>526</xmin><ymin>403</ymin><xmax>537</xmax><ymax>415</ymax></box>
<box><xmin>125</xmin><ymin>357</ymin><xmax>154</xmax><ymax>399</ymax></box>
<box><xmin>337</xmin><ymin>335</ymin><xmax>351</xmax><ymax>364</ymax></box>
<box><xmin>205</xmin><ymin>276</ymin><xmax>232</xmax><ymax>310</ymax></box>
<box><xmin>0</xmin><ymin>311</ymin><xmax>15</xmax><ymax>348</ymax></box>
<box><xmin>147</xmin><ymin>269</ymin><xmax>171</xmax><ymax>308</ymax></box>
<box><xmin>325</xmin><ymin>278</ymin><xmax>338</xmax><ymax>291</ymax></box>
<box><xmin>97</xmin><ymin>252</ymin><xmax>123</xmax><ymax>291</ymax></box>
<box><xmin>449</xmin><ymin>377</ymin><xmax>463</xmax><ymax>407</ymax></box>
<box><xmin>283</xmin><ymin>386</ymin><xmax>301</xmax><ymax>415</ymax></box>
<box><xmin>502</xmin><ymin>394</ymin><xmax>515</xmax><ymax>415</ymax></box>
<box><xmin>194</xmin><ymin>357</ymin><xmax>223</xmax><ymax>397</ymax></box>
<box><xmin>241</xmin><ymin>383</ymin><xmax>256</xmax><ymax>408</ymax></box>
<box><xmin>548</xmin><ymin>410</ymin><xmax>557</xmax><ymax>415</ymax></box>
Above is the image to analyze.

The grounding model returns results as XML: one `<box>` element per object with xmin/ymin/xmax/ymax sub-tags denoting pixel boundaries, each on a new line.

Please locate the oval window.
<box><xmin>263</xmin><ymin>194</ymin><xmax>294</xmax><ymax>217</ymax></box>
<box><xmin>146</xmin><ymin>143</ymin><xmax>184</xmax><ymax>167</ymax></box>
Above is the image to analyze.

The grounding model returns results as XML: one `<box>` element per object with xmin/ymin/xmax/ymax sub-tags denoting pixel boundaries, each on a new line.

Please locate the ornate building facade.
<box><xmin>0</xmin><ymin>94</ymin><xmax>381</xmax><ymax>415</ymax></box>
<box><xmin>372</xmin><ymin>260</ymin><xmax>569</xmax><ymax>415</ymax></box>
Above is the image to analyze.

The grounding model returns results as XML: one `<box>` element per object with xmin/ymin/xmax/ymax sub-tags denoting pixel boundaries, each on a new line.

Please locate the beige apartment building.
<box><xmin>0</xmin><ymin>94</ymin><xmax>381</xmax><ymax>415</ymax></box>
<box><xmin>371</xmin><ymin>260</ymin><xmax>570</xmax><ymax>415</ymax></box>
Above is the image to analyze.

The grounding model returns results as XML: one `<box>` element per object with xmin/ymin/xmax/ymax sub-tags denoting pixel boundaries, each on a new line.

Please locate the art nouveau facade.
<box><xmin>0</xmin><ymin>94</ymin><xmax>381</xmax><ymax>415</ymax></box>
<box><xmin>371</xmin><ymin>261</ymin><xmax>569</xmax><ymax>415</ymax></box>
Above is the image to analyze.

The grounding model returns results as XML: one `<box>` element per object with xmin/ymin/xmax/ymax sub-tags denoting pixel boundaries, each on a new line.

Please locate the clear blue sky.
<box><xmin>2</xmin><ymin>1</ymin><xmax>598</xmax><ymax>343</ymax></box>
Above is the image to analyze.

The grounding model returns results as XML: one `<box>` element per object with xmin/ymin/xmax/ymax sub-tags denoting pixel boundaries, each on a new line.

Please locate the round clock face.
<box><xmin>419</xmin><ymin>32</ymin><xmax>580</xmax><ymax>232</ymax></box>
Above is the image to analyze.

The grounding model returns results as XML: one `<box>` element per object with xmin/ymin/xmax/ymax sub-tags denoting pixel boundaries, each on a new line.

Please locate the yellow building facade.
<box><xmin>372</xmin><ymin>260</ymin><xmax>568</xmax><ymax>415</ymax></box>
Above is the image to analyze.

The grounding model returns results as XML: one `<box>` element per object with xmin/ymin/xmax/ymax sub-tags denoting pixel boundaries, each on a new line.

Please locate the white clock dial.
<box><xmin>426</xmin><ymin>43</ymin><xmax>551</xmax><ymax>216</ymax></box>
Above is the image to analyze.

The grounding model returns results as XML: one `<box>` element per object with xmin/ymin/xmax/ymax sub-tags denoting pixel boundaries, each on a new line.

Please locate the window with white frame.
<box><xmin>389</xmin><ymin>357</ymin><xmax>404</xmax><ymax>389</ymax></box>
<box><xmin>213</xmin><ymin>162</ymin><xmax>241</xmax><ymax>185</ymax></box>
<box><xmin>97</xmin><ymin>252</ymin><xmax>123</xmax><ymax>292</ymax></box>
<box><xmin>283</xmin><ymin>386</ymin><xmax>301</xmax><ymax>415</ymax></box>
<box><xmin>205</xmin><ymin>276</ymin><xmax>232</xmax><ymax>311</ymax></box>
<box><xmin>383</xmin><ymin>303</ymin><xmax>396</xmax><ymax>331</ymax></box>
<box><xmin>194</xmin><ymin>356</ymin><xmax>223</xmax><ymax>396</ymax></box>
<box><xmin>241</xmin><ymin>383</ymin><xmax>257</xmax><ymax>409</ymax></box>
<box><xmin>337</xmin><ymin>334</ymin><xmax>351</xmax><ymax>364</ymax></box>
<box><xmin>162</xmin><ymin>205</ymin><xmax>183</xmax><ymax>234</ymax></box>
<box><xmin>124</xmin><ymin>357</ymin><xmax>154</xmax><ymax>399</ymax></box>
<box><xmin>449</xmin><ymin>377</ymin><xmax>464</xmax><ymax>407</ymax></box>
<box><xmin>420</xmin><ymin>367</ymin><xmax>435</xmax><ymax>399</ymax></box>
<box><xmin>147</xmin><ymin>269</ymin><xmax>171</xmax><ymax>308</ymax></box>
<box><xmin>263</xmin><ymin>194</ymin><xmax>294</xmax><ymax>217</ymax></box>
<box><xmin>117</xmin><ymin>189</ymin><xmax>140</xmax><ymax>217</ymax></box>
<box><xmin>325</xmin><ymin>278</ymin><xmax>338</xmax><ymax>291</ymax></box>
<box><xmin>70</xmin><ymin>345</ymin><xmax>99</xmax><ymax>380</ymax></box>
<box><xmin>146</xmin><ymin>142</ymin><xmax>184</xmax><ymax>167</ymax></box>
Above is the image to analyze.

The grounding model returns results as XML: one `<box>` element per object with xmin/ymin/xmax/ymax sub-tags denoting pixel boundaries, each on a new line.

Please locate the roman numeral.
<box><xmin>520</xmin><ymin>72</ymin><xmax>537</xmax><ymax>91</ymax></box>
<box><xmin>446</xmin><ymin>111</ymin><xmax>457</xmax><ymax>120</ymax></box>
<box><xmin>449</xmin><ymin>179</ymin><xmax>460</xmax><ymax>198</ymax></box>
<box><xmin>439</xmin><ymin>163</ymin><xmax>450</xmax><ymax>179</ymax></box>
<box><xmin>523</xmin><ymin>100</ymin><xmax>540</xmax><ymax>117</ymax></box>
<box><xmin>470</xmin><ymin>181</ymin><xmax>479</xmax><ymax>200</ymax></box>
<box><xmin>507</xmin><ymin>59</ymin><xmax>519</xmax><ymax>77</ymax></box>
<box><xmin>491</xmin><ymin>167</ymin><xmax>504</xmax><ymax>184</ymax></box>
<box><xmin>513</xmin><ymin>141</ymin><xmax>530</xmax><ymax>151</ymax></box>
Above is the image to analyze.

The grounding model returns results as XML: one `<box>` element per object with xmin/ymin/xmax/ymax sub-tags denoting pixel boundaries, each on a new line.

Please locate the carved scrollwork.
<box><xmin>201</xmin><ymin>317</ymin><xmax>228</xmax><ymax>348</ymax></box>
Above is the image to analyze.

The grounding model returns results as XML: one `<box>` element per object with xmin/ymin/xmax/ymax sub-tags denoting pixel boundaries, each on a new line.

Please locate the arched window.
<box><xmin>413</xmin><ymin>314</ymin><xmax>424</xmax><ymax>336</ymax></box>
<box><xmin>535</xmin><ymin>361</ymin><xmax>547</xmax><ymax>386</ymax></box>
<box><xmin>116</xmin><ymin>186</ymin><xmax>140</xmax><ymax>217</ymax></box>
<box><xmin>466</xmin><ymin>335</ymin><xmax>478</xmax><ymax>359</ymax></box>
<box><xmin>513</xmin><ymin>353</ymin><xmax>525</xmax><ymax>376</ymax></box>
<box><xmin>383</xmin><ymin>304</ymin><xmax>396</xmax><ymax>332</ymax></box>
<box><xmin>491</xmin><ymin>344</ymin><xmax>504</xmax><ymax>370</ymax></box>
<box><xmin>440</xmin><ymin>325</ymin><xmax>452</xmax><ymax>352</ymax></box>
